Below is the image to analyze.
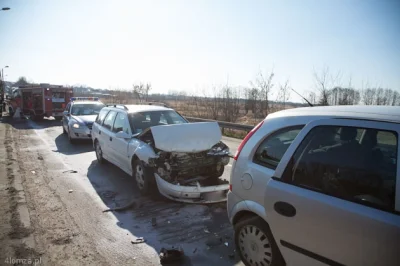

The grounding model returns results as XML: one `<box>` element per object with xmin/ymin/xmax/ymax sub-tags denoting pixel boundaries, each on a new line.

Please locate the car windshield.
<box><xmin>128</xmin><ymin>110</ymin><xmax>187</xmax><ymax>133</ymax></box>
<box><xmin>70</xmin><ymin>103</ymin><xmax>105</xmax><ymax>116</ymax></box>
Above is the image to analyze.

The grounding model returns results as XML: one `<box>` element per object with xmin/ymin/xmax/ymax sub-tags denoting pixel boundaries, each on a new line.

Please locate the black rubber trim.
<box><xmin>280</xmin><ymin>240</ymin><xmax>345</xmax><ymax>266</ymax></box>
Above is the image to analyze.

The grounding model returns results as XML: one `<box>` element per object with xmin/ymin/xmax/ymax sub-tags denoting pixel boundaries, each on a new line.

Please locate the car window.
<box><xmin>253</xmin><ymin>126</ymin><xmax>304</xmax><ymax>169</ymax></box>
<box><xmin>102</xmin><ymin>111</ymin><xmax>117</xmax><ymax>131</ymax></box>
<box><xmin>282</xmin><ymin>125</ymin><xmax>398</xmax><ymax>212</ymax></box>
<box><xmin>95</xmin><ymin>109</ymin><xmax>109</xmax><ymax>125</ymax></box>
<box><xmin>128</xmin><ymin>110</ymin><xmax>187</xmax><ymax>133</ymax></box>
<box><xmin>112</xmin><ymin>113</ymin><xmax>129</xmax><ymax>134</ymax></box>
<box><xmin>70</xmin><ymin>103</ymin><xmax>105</xmax><ymax>116</ymax></box>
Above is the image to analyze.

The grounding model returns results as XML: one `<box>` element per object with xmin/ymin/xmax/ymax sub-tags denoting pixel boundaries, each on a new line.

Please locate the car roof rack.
<box><xmin>71</xmin><ymin>97</ymin><xmax>99</xmax><ymax>102</ymax></box>
<box><xmin>142</xmin><ymin>102</ymin><xmax>169</xmax><ymax>107</ymax></box>
<box><xmin>106</xmin><ymin>103</ymin><xmax>129</xmax><ymax>110</ymax></box>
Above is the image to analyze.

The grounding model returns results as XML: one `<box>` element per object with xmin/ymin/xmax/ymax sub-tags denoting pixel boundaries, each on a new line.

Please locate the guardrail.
<box><xmin>185</xmin><ymin>116</ymin><xmax>255</xmax><ymax>133</ymax></box>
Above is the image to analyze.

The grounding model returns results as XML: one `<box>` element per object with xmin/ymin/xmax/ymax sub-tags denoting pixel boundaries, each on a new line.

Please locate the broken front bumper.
<box><xmin>154</xmin><ymin>174</ymin><xmax>229</xmax><ymax>203</ymax></box>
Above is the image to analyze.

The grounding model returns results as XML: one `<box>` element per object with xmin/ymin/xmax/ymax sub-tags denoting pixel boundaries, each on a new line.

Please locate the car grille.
<box><xmin>86</xmin><ymin>122</ymin><xmax>93</xmax><ymax>130</ymax></box>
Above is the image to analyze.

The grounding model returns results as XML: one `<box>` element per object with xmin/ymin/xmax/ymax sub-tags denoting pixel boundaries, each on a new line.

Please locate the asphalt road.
<box><xmin>17</xmin><ymin>117</ymin><xmax>244</xmax><ymax>265</ymax></box>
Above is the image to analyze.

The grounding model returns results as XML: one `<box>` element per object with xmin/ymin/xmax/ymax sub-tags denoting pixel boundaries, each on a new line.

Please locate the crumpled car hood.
<box><xmin>150</xmin><ymin>122</ymin><xmax>222</xmax><ymax>153</ymax></box>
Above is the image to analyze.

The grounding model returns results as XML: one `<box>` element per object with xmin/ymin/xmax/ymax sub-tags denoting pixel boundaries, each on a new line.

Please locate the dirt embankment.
<box><xmin>0</xmin><ymin>119</ymin><xmax>107</xmax><ymax>266</ymax></box>
<box><xmin>0</xmin><ymin>123</ymin><xmax>42</xmax><ymax>264</ymax></box>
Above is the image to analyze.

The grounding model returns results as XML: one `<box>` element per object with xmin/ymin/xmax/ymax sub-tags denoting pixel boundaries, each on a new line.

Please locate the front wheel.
<box><xmin>68</xmin><ymin>128</ymin><xmax>76</xmax><ymax>144</ymax></box>
<box><xmin>54</xmin><ymin>116</ymin><xmax>63</xmax><ymax>121</ymax></box>
<box><xmin>133</xmin><ymin>160</ymin><xmax>155</xmax><ymax>196</ymax></box>
<box><xmin>234</xmin><ymin>216</ymin><xmax>284</xmax><ymax>266</ymax></box>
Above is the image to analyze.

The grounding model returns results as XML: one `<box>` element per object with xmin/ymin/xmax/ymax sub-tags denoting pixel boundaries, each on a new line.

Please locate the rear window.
<box><xmin>102</xmin><ymin>111</ymin><xmax>117</xmax><ymax>131</ymax></box>
<box><xmin>95</xmin><ymin>109</ymin><xmax>109</xmax><ymax>125</ymax></box>
<box><xmin>253</xmin><ymin>126</ymin><xmax>304</xmax><ymax>169</ymax></box>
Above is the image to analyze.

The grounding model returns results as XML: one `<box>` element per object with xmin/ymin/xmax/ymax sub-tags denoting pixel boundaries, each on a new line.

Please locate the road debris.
<box><xmin>193</xmin><ymin>248</ymin><xmax>197</xmax><ymax>254</ymax></box>
<box><xmin>152</xmin><ymin>217</ymin><xmax>157</xmax><ymax>226</ymax></box>
<box><xmin>31</xmin><ymin>170</ymin><xmax>36</xmax><ymax>174</ymax></box>
<box><xmin>159</xmin><ymin>247</ymin><xmax>184</xmax><ymax>264</ymax></box>
<box><xmin>68</xmin><ymin>189</ymin><xmax>73</xmax><ymax>193</ymax></box>
<box><xmin>229</xmin><ymin>254</ymin><xmax>235</xmax><ymax>259</ymax></box>
<box><xmin>63</xmin><ymin>170</ymin><xmax>78</xmax><ymax>173</ymax></box>
<box><xmin>204</xmin><ymin>228</ymin><xmax>210</xmax><ymax>233</ymax></box>
<box><xmin>102</xmin><ymin>199</ymin><xmax>136</xmax><ymax>212</ymax></box>
<box><xmin>224</xmin><ymin>242</ymin><xmax>229</xmax><ymax>247</ymax></box>
<box><xmin>37</xmin><ymin>156</ymin><xmax>43</xmax><ymax>160</ymax></box>
<box><xmin>101</xmin><ymin>191</ymin><xmax>117</xmax><ymax>199</ymax></box>
<box><xmin>131</xmin><ymin>237</ymin><xmax>145</xmax><ymax>244</ymax></box>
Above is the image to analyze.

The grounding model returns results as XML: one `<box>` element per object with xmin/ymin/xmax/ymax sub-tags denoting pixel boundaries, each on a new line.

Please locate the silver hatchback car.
<box><xmin>227</xmin><ymin>106</ymin><xmax>400</xmax><ymax>266</ymax></box>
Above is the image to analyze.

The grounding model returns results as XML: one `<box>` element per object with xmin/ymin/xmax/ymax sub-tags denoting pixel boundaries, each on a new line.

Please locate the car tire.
<box><xmin>54</xmin><ymin>116</ymin><xmax>63</xmax><ymax>121</ymax></box>
<box><xmin>95</xmin><ymin>140</ymin><xmax>106</xmax><ymax>164</ymax></box>
<box><xmin>68</xmin><ymin>128</ymin><xmax>76</xmax><ymax>144</ymax></box>
<box><xmin>132</xmin><ymin>159</ymin><xmax>155</xmax><ymax>196</ymax></box>
<box><xmin>234</xmin><ymin>216</ymin><xmax>284</xmax><ymax>266</ymax></box>
<box><xmin>63</xmin><ymin>125</ymin><xmax>67</xmax><ymax>134</ymax></box>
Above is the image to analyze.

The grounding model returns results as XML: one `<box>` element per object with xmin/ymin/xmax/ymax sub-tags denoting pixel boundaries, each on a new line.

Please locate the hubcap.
<box><xmin>96</xmin><ymin>143</ymin><xmax>102</xmax><ymax>160</ymax></box>
<box><xmin>239</xmin><ymin>225</ymin><xmax>272</xmax><ymax>266</ymax></box>
<box><xmin>135</xmin><ymin>164</ymin><xmax>145</xmax><ymax>189</ymax></box>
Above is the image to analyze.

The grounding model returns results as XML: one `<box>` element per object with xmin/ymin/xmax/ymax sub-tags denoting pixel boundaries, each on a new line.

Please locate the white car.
<box><xmin>62</xmin><ymin>97</ymin><xmax>105</xmax><ymax>144</ymax></box>
<box><xmin>91</xmin><ymin>104</ymin><xmax>231</xmax><ymax>203</ymax></box>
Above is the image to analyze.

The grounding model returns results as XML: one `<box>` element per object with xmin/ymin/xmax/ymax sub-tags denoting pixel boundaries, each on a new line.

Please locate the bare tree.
<box><xmin>13</xmin><ymin>76</ymin><xmax>30</xmax><ymax>87</ymax></box>
<box><xmin>313</xmin><ymin>67</ymin><xmax>342</xmax><ymax>106</ymax></box>
<box><xmin>133</xmin><ymin>83</ymin><xmax>152</xmax><ymax>102</ymax></box>
<box><xmin>361</xmin><ymin>88</ymin><xmax>376</xmax><ymax>105</ymax></box>
<box><xmin>219</xmin><ymin>86</ymin><xmax>241</xmax><ymax>123</ymax></box>
<box><xmin>328</xmin><ymin>87</ymin><xmax>360</xmax><ymax>105</ymax></box>
<box><xmin>277</xmin><ymin>80</ymin><xmax>291</xmax><ymax>109</ymax></box>
<box><xmin>251</xmin><ymin>71</ymin><xmax>274</xmax><ymax>115</ymax></box>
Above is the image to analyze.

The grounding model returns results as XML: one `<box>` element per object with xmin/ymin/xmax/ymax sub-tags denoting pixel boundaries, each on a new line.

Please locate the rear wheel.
<box><xmin>95</xmin><ymin>140</ymin><xmax>106</xmax><ymax>164</ymax></box>
<box><xmin>234</xmin><ymin>216</ymin><xmax>284</xmax><ymax>266</ymax></box>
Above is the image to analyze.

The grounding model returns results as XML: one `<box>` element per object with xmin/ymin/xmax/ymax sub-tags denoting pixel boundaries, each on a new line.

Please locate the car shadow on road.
<box><xmin>53</xmin><ymin>133</ymin><xmax>93</xmax><ymax>155</ymax></box>
<box><xmin>86</xmin><ymin>160</ymin><xmax>241</xmax><ymax>266</ymax></box>
<box><xmin>0</xmin><ymin>115</ymin><xmax>65</xmax><ymax>130</ymax></box>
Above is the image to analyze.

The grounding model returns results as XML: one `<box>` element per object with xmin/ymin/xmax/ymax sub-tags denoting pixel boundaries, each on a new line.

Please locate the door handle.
<box><xmin>274</xmin><ymin>201</ymin><xmax>296</xmax><ymax>217</ymax></box>
<box><xmin>109</xmin><ymin>137</ymin><xmax>112</xmax><ymax>141</ymax></box>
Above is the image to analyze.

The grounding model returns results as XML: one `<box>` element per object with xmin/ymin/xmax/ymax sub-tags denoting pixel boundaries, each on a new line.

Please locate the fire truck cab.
<box><xmin>18</xmin><ymin>84</ymin><xmax>73</xmax><ymax>120</ymax></box>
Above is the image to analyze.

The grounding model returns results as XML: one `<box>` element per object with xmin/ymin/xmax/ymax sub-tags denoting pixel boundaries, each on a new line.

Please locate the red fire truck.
<box><xmin>8</xmin><ymin>84</ymin><xmax>73</xmax><ymax>120</ymax></box>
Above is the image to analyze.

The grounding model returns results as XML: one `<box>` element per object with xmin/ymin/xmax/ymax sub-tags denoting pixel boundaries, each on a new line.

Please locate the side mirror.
<box><xmin>63</xmin><ymin>110</ymin><xmax>70</xmax><ymax>116</ymax></box>
<box><xmin>115</xmin><ymin>131</ymin><xmax>132</xmax><ymax>139</ymax></box>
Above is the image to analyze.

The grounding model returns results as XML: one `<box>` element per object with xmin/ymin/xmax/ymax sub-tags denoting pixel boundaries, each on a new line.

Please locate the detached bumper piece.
<box><xmin>155</xmin><ymin>174</ymin><xmax>229</xmax><ymax>203</ymax></box>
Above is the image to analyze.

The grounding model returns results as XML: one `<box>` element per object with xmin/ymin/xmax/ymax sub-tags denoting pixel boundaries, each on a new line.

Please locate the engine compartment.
<box><xmin>139</xmin><ymin>129</ymin><xmax>230</xmax><ymax>186</ymax></box>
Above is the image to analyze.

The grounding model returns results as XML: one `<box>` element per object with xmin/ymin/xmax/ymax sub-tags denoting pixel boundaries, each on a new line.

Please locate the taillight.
<box><xmin>233</xmin><ymin>120</ymin><xmax>264</xmax><ymax>160</ymax></box>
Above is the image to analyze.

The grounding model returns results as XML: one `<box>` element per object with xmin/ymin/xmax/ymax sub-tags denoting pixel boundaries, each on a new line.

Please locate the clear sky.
<box><xmin>0</xmin><ymin>0</ymin><xmax>399</xmax><ymax>102</ymax></box>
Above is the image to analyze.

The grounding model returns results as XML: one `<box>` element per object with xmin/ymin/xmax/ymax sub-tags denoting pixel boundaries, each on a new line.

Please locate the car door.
<box><xmin>63</xmin><ymin>103</ymin><xmax>71</xmax><ymax>131</ymax></box>
<box><xmin>264</xmin><ymin>118</ymin><xmax>400</xmax><ymax>266</ymax></box>
<box><xmin>99</xmin><ymin>110</ymin><xmax>117</xmax><ymax>163</ymax></box>
<box><xmin>109</xmin><ymin>112</ymin><xmax>132</xmax><ymax>173</ymax></box>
